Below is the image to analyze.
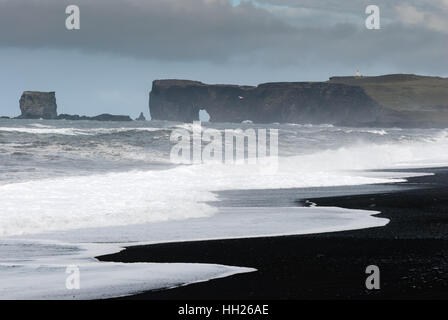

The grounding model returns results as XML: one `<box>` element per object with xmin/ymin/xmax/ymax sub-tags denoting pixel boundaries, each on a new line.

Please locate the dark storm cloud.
<box><xmin>0</xmin><ymin>0</ymin><xmax>295</xmax><ymax>62</ymax></box>
<box><xmin>0</xmin><ymin>0</ymin><xmax>446</xmax><ymax>73</ymax></box>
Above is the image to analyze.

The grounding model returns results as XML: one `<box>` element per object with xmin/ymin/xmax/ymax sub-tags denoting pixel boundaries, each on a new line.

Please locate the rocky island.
<box><xmin>19</xmin><ymin>91</ymin><xmax>58</xmax><ymax>119</ymax></box>
<box><xmin>149</xmin><ymin>74</ymin><xmax>448</xmax><ymax>127</ymax></box>
<box><xmin>16</xmin><ymin>91</ymin><xmax>132</xmax><ymax>121</ymax></box>
<box><xmin>56</xmin><ymin>114</ymin><xmax>132</xmax><ymax>121</ymax></box>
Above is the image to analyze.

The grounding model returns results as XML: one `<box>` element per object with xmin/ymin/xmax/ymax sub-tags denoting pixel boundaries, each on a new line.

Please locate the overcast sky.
<box><xmin>0</xmin><ymin>0</ymin><xmax>446</xmax><ymax>117</ymax></box>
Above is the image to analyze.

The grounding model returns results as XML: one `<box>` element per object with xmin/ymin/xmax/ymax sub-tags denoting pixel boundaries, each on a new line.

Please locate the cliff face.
<box><xmin>19</xmin><ymin>91</ymin><xmax>58</xmax><ymax>119</ymax></box>
<box><xmin>149</xmin><ymin>80</ymin><xmax>382</xmax><ymax>125</ymax></box>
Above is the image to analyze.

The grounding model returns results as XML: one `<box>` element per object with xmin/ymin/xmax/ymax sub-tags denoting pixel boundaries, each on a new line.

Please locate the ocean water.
<box><xmin>1</xmin><ymin>119</ymin><xmax>448</xmax><ymax>299</ymax></box>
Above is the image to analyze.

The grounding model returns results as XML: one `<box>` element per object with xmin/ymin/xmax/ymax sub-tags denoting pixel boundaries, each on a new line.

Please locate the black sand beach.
<box><xmin>99</xmin><ymin>168</ymin><xmax>448</xmax><ymax>300</ymax></box>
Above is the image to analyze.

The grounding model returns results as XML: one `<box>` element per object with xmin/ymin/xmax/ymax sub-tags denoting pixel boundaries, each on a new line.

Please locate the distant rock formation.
<box><xmin>57</xmin><ymin>113</ymin><xmax>132</xmax><ymax>121</ymax></box>
<box><xmin>17</xmin><ymin>91</ymin><xmax>133</xmax><ymax>122</ymax></box>
<box><xmin>149</xmin><ymin>80</ymin><xmax>381</xmax><ymax>126</ymax></box>
<box><xmin>90</xmin><ymin>114</ymin><xmax>133</xmax><ymax>121</ymax></box>
<box><xmin>136</xmin><ymin>112</ymin><xmax>146</xmax><ymax>121</ymax></box>
<box><xmin>149</xmin><ymin>75</ymin><xmax>448</xmax><ymax>127</ymax></box>
<box><xmin>0</xmin><ymin>116</ymin><xmax>10</xmax><ymax>119</ymax></box>
<box><xmin>19</xmin><ymin>91</ymin><xmax>58</xmax><ymax>119</ymax></box>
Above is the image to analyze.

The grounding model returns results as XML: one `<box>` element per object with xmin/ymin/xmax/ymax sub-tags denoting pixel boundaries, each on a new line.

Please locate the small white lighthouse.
<box><xmin>355</xmin><ymin>70</ymin><xmax>362</xmax><ymax>78</ymax></box>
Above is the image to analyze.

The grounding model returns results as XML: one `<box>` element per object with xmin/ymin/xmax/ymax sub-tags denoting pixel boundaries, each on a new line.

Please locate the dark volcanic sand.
<box><xmin>99</xmin><ymin>168</ymin><xmax>448</xmax><ymax>300</ymax></box>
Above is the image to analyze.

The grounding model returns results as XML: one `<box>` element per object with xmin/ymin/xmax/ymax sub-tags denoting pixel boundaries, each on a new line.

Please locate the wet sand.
<box><xmin>99</xmin><ymin>167</ymin><xmax>448</xmax><ymax>300</ymax></box>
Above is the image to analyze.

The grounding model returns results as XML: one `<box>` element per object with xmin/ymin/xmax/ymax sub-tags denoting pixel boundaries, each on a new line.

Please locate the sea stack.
<box><xmin>136</xmin><ymin>112</ymin><xmax>146</xmax><ymax>121</ymax></box>
<box><xmin>19</xmin><ymin>91</ymin><xmax>58</xmax><ymax>119</ymax></box>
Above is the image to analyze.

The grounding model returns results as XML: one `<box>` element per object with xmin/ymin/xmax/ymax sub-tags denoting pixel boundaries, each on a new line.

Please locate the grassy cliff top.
<box><xmin>329</xmin><ymin>74</ymin><xmax>448</xmax><ymax>112</ymax></box>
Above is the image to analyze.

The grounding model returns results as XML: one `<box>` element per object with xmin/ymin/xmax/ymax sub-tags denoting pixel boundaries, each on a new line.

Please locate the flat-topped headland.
<box><xmin>149</xmin><ymin>74</ymin><xmax>448</xmax><ymax>127</ymax></box>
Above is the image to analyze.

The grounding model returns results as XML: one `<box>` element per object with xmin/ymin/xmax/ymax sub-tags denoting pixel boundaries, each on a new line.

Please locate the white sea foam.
<box><xmin>0</xmin><ymin>165</ymin><xmax>396</xmax><ymax>237</ymax></box>
<box><xmin>20</xmin><ymin>206</ymin><xmax>390</xmax><ymax>244</ymax></box>
<box><xmin>1</xmin><ymin>206</ymin><xmax>387</xmax><ymax>299</ymax></box>
<box><xmin>30</xmin><ymin>123</ymin><xmax>54</xmax><ymax>128</ymax></box>
<box><xmin>0</xmin><ymin>127</ymin><xmax>89</xmax><ymax>135</ymax></box>
<box><xmin>341</xmin><ymin>129</ymin><xmax>388</xmax><ymax>135</ymax></box>
<box><xmin>0</xmin><ymin>126</ymin><xmax>163</xmax><ymax>136</ymax></box>
<box><xmin>286</xmin><ymin>123</ymin><xmax>334</xmax><ymax>128</ymax></box>
<box><xmin>3</xmin><ymin>134</ymin><xmax>448</xmax><ymax>236</ymax></box>
<box><xmin>0</xmin><ymin>239</ymin><xmax>253</xmax><ymax>300</ymax></box>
